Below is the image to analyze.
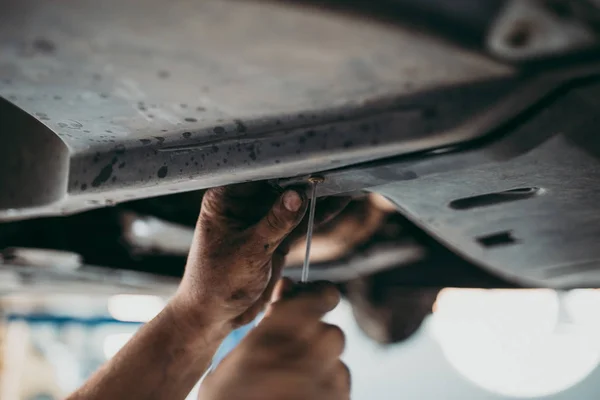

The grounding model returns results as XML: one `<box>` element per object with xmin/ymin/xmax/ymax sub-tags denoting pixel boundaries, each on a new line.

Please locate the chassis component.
<box><xmin>2</xmin><ymin>0</ymin><xmax>600</xmax><ymax>289</ymax></box>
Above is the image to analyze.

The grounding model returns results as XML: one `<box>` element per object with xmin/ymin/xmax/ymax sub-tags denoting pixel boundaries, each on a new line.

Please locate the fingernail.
<box><xmin>283</xmin><ymin>190</ymin><xmax>302</xmax><ymax>212</ymax></box>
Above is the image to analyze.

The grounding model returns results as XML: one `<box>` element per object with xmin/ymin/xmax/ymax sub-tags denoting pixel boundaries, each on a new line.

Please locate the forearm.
<box><xmin>68</xmin><ymin>296</ymin><xmax>229</xmax><ymax>400</ymax></box>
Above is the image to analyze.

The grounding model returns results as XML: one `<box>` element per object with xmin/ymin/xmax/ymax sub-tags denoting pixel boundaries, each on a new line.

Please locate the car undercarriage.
<box><xmin>2</xmin><ymin>0</ymin><xmax>600</xmax><ymax>345</ymax></box>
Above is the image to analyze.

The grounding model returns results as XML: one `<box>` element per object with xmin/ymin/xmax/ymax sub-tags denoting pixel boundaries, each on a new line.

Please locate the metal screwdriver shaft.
<box><xmin>301</xmin><ymin>177</ymin><xmax>322</xmax><ymax>282</ymax></box>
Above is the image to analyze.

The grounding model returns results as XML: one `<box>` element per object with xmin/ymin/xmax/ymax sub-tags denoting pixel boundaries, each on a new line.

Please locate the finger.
<box><xmin>314</xmin><ymin>323</ymin><xmax>346</xmax><ymax>363</ymax></box>
<box><xmin>266</xmin><ymin>281</ymin><xmax>341</xmax><ymax>326</ymax></box>
<box><xmin>200</xmin><ymin>182</ymin><xmax>277</xmax><ymax>228</ymax></box>
<box><xmin>253</xmin><ymin>189</ymin><xmax>308</xmax><ymax>249</ymax></box>
<box><xmin>323</xmin><ymin>361</ymin><xmax>351</xmax><ymax>398</ymax></box>
<box><xmin>263</xmin><ymin>254</ymin><xmax>285</xmax><ymax>303</ymax></box>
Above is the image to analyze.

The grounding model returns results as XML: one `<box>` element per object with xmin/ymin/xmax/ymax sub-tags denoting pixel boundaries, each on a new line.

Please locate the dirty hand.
<box><xmin>172</xmin><ymin>182</ymin><xmax>311</xmax><ymax>333</ymax></box>
<box><xmin>198</xmin><ymin>280</ymin><xmax>350</xmax><ymax>400</ymax></box>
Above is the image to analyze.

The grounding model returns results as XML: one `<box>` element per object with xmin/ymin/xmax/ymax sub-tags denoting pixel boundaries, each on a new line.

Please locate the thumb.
<box><xmin>253</xmin><ymin>189</ymin><xmax>308</xmax><ymax>250</ymax></box>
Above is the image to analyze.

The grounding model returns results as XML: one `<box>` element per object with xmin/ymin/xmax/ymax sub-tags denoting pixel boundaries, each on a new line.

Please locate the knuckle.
<box><xmin>295</xmin><ymin>332</ymin><xmax>314</xmax><ymax>352</ymax></box>
<box><xmin>316</xmin><ymin>324</ymin><xmax>345</xmax><ymax>358</ymax></box>
<box><xmin>265</xmin><ymin>303</ymin><xmax>313</xmax><ymax>332</ymax></box>
<box><xmin>199</xmin><ymin>187</ymin><xmax>235</xmax><ymax>224</ymax></box>
<box><xmin>201</xmin><ymin>187</ymin><xmax>225</xmax><ymax>211</ymax></box>
<box><xmin>256</xmin><ymin>327</ymin><xmax>312</xmax><ymax>361</ymax></box>
<box><xmin>265</xmin><ymin>211</ymin><xmax>291</xmax><ymax>233</ymax></box>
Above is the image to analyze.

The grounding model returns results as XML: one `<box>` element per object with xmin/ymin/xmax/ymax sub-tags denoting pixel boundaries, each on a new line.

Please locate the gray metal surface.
<box><xmin>0</xmin><ymin>0</ymin><xmax>523</xmax><ymax>220</ymax></box>
<box><xmin>291</xmin><ymin>78</ymin><xmax>600</xmax><ymax>288</ymax></box>
<box><xmin>2</xmin><ymin>0</ymin><xmax>600</xmax><ymax>289</ymax></box>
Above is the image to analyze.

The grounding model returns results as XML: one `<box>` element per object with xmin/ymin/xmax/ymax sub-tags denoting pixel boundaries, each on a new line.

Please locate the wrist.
<box><xmin>166</xmin><ymin>292</ymin><xmax>232</xmax><ymax>348</ymax></box>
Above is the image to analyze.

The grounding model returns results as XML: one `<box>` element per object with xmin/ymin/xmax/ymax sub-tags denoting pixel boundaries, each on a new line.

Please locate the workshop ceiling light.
<box><xmin>431</xmin><ymin>288</ymin><xmax>600</xmax><ymax>398</ymax></box>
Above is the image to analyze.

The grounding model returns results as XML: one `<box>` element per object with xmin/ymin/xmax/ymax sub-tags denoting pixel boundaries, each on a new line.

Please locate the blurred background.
<box><xmin>3</xmin><ymin>287</ymin><xmax>600</xmax><ymax>400</ymax></box>
<box><xmin>1</xmin><ymin>191</ymin><xmax>600</xmax><ymax>399</ymax></box>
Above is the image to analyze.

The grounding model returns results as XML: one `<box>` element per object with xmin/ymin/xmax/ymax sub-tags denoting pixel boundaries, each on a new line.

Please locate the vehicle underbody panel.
<box><xmin>2</xmin><ymin>0</ymin><xmax>600</xmax><ymax>290</ymax></box>
<box><xmin>1</xmin><ymin>0</ymin><xmax>518</xmax><ymax>217</ymax></box>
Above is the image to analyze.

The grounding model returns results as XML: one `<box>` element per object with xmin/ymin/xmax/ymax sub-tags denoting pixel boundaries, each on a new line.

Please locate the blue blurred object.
<box><xmin>210</xmin><ymin>317</ymin><xmax>258</xmax><ymax>369</ymax></box>
<box><xmin>6</xmin><ymin>313</ymin><xmax>141</xmax><ymax>327</ymax></box>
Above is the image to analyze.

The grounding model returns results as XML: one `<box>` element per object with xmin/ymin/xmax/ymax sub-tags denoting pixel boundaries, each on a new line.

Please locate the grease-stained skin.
<box><xmin>68</xmin><ymin>182</ymin><xmax>350</xmax><ymax>400</ymax></box>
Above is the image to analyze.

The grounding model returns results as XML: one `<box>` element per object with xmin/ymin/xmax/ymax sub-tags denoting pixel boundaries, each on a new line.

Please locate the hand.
<box><xmin>172</xmin><ymin>182</ymin><xmax>306</xmax><ymax>332</ymax></box>
<box><xmin>198</xmin><ymin>280</ymin><xmax>350</xmax><ymax>400</ymax></box>
<box><xmin>172</xmin><ymin>182</ymin><xmax>349</xmax><ymax>334</ymax></box>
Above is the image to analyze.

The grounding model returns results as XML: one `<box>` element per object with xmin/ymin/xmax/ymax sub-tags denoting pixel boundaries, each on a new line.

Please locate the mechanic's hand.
<box><xmin>173</xmin><ymin>182</ymin><xmax>309</xmax><ymax>331</ymax></box>
<box><xmin>198</xmin><ymin>279</ymin><xmax>350</xmax><ymax>400</ymax></box>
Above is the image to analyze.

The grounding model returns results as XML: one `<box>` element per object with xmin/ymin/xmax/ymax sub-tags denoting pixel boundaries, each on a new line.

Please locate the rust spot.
<box><xmin>32</xmin><ymin>38</ymin><xmax>56</xmax><ymax>54</ymax></box>
<box><xmin>157</xmin><ymin>166</ymin><xmax>168</xmax><ymax>178</ymax></box>
<box><xmin>234</xmin><ymin>119</ymin><xmax>247</xmax><ymax>133</ymax></box>
<box><xmin>92</xmin><ymin>164</ymin><xmax>114</xmax><ymax>187</ymax></box>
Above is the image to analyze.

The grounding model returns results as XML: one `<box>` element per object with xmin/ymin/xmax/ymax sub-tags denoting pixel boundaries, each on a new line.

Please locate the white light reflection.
<box><xmin>432</xmin><ymin>289</ymin><xmax>600</xmax><ymax>398</ymax></box>
<box><xmin>103</xmin><ymin>333</ymin><xmax>134</xmax><ymax>359</ymax></box>
<box><xmin>108</xmin><ymin>294</ymin><xmax>166</xmax><ymax>323</ymax></box>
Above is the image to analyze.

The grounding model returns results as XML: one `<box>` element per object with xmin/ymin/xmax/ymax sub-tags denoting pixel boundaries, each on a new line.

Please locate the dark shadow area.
<box><xmin>449</xmin><ymin>187</ymin><xmax>542</xmax><ymax>210</ymax></box>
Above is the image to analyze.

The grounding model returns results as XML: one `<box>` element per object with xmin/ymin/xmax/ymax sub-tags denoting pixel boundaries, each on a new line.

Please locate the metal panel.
<box><xmin>288</xmin><ymin>78</ymin><xmax>600</xmax><ymax>288</ymax></box>
<box><xmin>0</xmin><ymin>0</ymin><xmax>517</xmax><ymax>219</ymax></box>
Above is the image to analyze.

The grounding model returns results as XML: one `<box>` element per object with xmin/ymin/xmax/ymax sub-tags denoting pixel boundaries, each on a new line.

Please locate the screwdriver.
<box><xmin>301</xmin><ymin>176</ymin><xmax>324</xmax><ymax>282</ymax></box>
